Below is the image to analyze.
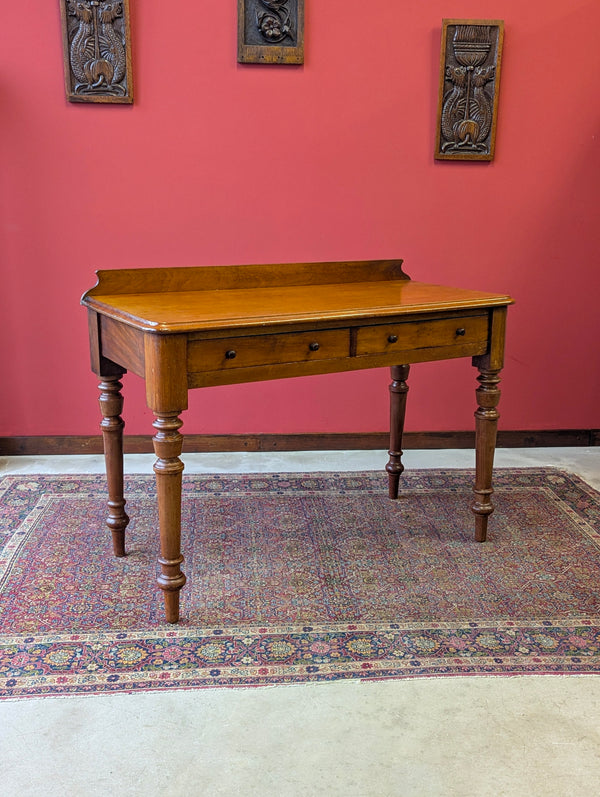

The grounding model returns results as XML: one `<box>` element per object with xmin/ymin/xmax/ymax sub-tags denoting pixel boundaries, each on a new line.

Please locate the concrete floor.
<box><xmin>1</xmin><ymin>448</ymin><xmax>600</xmax><ymax>796</ymax></box>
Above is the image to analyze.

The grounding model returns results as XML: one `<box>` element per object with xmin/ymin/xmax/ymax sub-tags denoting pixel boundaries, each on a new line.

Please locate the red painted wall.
<box><xmin>1</xmin><ymin>1</ymin><xmax>599</xmax><ymax>438</ymax></box>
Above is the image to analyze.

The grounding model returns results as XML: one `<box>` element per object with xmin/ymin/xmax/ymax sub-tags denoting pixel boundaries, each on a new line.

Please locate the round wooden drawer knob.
<box><xmin>388</xmin><ymin>334</ymin><xmax>398</xmax><ymax>344</ymax></box>
<box><xmin>309</xmin><ymin>342</ymin><xmax>320</xmax><ymax>352</ymax></box>
<box><xmin>225</xmin><ymin>350</ymin><xmax>237</xmax><ymax>359</ymax></box>
<box><xmin>456</xmin><ymin>328</ymin><xmax>466</xmax><ymax>336</ymax></box>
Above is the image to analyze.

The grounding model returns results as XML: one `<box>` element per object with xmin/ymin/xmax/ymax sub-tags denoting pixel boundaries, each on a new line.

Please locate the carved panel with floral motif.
<box><xmin>59</xmin><ymin>0</ymin><xmax>133</xmax><ymax>103</ymax></box>
<box><xmin>238</xmin><ymin>0</ymin><xmax>304</xmax><ymax>64</ymax></box>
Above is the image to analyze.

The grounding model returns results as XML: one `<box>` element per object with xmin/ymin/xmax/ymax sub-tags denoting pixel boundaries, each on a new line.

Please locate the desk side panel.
<box><xmin>87</xmin><ymin>310</ymin><xmax>127</xmax><ymax>377</ymax></box>
<box><xmin>472</xmin><ymin>306</ymin><xmax>508</xmax><ymax>372</ymax></box>
<box><xmin>99</xmin><ymin>316</ymin><xmax>146</xmax><ymax>376</ymax></box>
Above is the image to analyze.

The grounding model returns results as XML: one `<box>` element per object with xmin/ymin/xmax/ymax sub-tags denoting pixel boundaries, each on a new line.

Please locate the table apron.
<box><xmin>187</xmin><ymin>340</ymin><xmax>489</xmax><ymax>388</ymax></box>
<box><xmin>185</xmin><ymin>313</ymin><xmax>489</xmax><ymax>387</ymax></box>
<box><xmin>98</xmin><ymin>311</ymin><xmax>491</xmax><ymax>387</ymax></box>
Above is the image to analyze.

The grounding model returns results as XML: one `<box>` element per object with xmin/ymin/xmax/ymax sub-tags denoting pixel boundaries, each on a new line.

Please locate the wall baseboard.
<box><xmin>1</xmin><ymin>430</ymin><xmax>598</xmax><ymax>456</ymax></box>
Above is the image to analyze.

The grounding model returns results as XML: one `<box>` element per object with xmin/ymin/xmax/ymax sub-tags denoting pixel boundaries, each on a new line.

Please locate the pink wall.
<box><xmin>1</xmin><ymin>1</ymin><xmax>599</xmax><ymax>438</ymax></box>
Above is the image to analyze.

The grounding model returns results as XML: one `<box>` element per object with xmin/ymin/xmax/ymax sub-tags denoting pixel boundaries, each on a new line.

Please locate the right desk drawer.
<box><xmin>355</xmin><ymin>314</ymin><xmax>489</xmax><ymax>356</ymax></box>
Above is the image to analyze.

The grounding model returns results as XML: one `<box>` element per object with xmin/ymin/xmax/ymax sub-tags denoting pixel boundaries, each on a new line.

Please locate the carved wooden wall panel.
<box><xmin>238</xmin><ymin>0</ymin><xmax>304</xmax><ymax>64</ymax></box>
<box><xmin>59</xmin><ymin>0</ymin><xmax>133</xmax><ymax>103</ymax></box>
<box><xmin>435</xmin><ymin>19</ymin><xmax>504</xmax><ymax>161</ymax></box>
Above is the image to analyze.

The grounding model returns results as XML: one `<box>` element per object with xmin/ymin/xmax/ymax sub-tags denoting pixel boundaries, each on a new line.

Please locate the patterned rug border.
<box><xmin>2</xmin><ymin>468</ymin><xmax>600</xmax><ymax>699</ymax></box>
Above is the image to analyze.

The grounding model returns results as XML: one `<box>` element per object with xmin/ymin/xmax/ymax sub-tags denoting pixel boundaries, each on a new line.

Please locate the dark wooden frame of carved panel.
<box><xmin>59</xmin><ymin>0</ymin><xmax>134</xmax><ymax>104</ymax></box>
<box><xmin>238</xmin><ymin>0</ymin><xmax>304</xmax><ymax>64</ymax></box>
<box><xmin>435</xmin><ymin>19</ymin><xmax>504</xmax><ymax>161</ymax></box>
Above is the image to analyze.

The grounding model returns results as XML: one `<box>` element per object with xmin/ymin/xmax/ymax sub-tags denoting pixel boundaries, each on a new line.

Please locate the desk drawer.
<box><xmin>188</xmin><ymin>328</ymin><xmax>350</xmax><ymax>371</ymax></box>
<box><xmin>355</xmin><ymin>315</ymin><xmax>488</xmax><ymax>356</ymax></box>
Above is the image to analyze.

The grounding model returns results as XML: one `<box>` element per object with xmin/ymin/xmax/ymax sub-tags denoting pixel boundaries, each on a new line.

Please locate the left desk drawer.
<box><xmin>188</xmin><ymin>329</ymin><xmax>350</xmax><ymax>371</ymax></box>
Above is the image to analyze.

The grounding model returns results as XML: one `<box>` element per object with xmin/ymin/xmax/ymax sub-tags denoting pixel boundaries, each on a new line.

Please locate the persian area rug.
<box><xmin>1</xmin><ymin>468</ymin><xmax>600</xmax><ymax>699</ymax></box>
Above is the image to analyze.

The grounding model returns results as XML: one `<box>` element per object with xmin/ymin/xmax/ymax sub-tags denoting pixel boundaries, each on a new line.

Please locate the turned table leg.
<box><xmin>98</xmin><ymin>375</ymin><xmax>129</xmax><ymax>557</ymax></box>
<box><xmin>472</xmin><ymin>367</ymin><xmax>502</xmax><ymax>542</ymax></box>
<box><xmin>386</xmin><ymin>364</ymin><xmax>410</xmax><ymax>499</ymax></box>
<box><xmin>152</xmin><ymin>411</ymin><xmax>186</xmax><ymax>624</ymax></box>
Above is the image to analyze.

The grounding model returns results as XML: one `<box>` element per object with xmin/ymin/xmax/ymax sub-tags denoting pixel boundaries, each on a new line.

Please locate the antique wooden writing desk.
<box><xmin>82</xmin><ymin>260</ymin><xmax>513</xmax><ymax>623</ymax></box>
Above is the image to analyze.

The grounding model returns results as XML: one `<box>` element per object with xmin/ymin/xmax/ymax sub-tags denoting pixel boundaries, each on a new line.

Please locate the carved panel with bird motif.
<box><xmin>435</xmin><ymin>20</ymin><xmax>504</xmax><ymax>161</ymax></box>
<box><xmin>59</xmin><ymin>0</ymin><xmax>133</xmax><ymax>103</ymax></box>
